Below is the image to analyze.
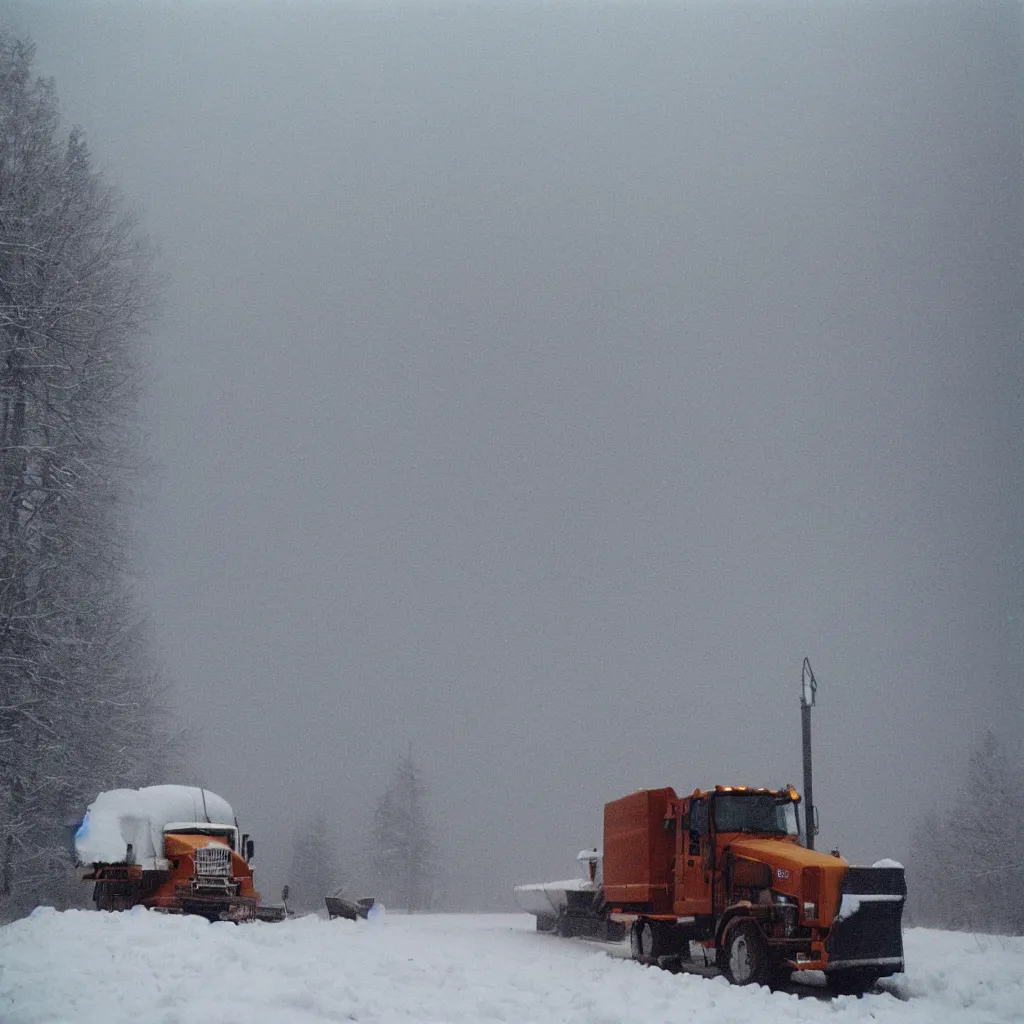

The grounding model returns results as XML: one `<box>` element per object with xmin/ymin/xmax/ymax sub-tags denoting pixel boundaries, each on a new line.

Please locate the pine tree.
<box><xmin>287</xmin><ymin>816</ymin><xmax>341</xmax><ymax>913</ymax></box>
<box><xmin>0</xmin><ymin>35</ymin><xmax>177</xmax><ymax>918</ymax></box>
<box><xmin>370</xmin><ymin>751</ymin><xmax>434</xmax><ymax>912</ymax></box>
<box><xmin>954</xmin><ymin>729</ymin><xmax>1024</xmax><ymax>932</ymax></box>
<box><xmin>907</xmin><ymin>807</ymin><xmax>955</xmax><ymax>927</ymax></box>
<box><xmin>908</xmin><ymin>728</ymin><xmax>1024</xmax><ymax>934</ymax></box>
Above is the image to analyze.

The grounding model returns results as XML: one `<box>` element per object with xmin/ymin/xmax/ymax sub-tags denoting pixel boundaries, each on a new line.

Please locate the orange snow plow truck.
<box><xmin>604</xmin><ymin>785</ymin><xmax>905</xmax><ymax>994</ymax></box>
<box><xmin>73</xmin><ymin>786</ymin><xmax>262</xmax><ymax>922</ymax></box>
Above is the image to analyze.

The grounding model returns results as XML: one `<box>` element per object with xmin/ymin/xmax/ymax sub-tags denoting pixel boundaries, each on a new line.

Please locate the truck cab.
<box><xmin>603</xmin><ymin>785</ymin><xmax>905</xmax><ymax>992</ymax></box>
<box><xmin>153</xmin><ymin>821</ymin><xmax>259</xmax><ymax>920</ymax></box>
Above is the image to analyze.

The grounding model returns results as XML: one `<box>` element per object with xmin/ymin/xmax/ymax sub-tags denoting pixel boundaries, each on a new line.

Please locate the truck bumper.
<box><xmin>147</xmin><ymin>892</ymin><xmax>258</xmax><ymax>922</ymax></box>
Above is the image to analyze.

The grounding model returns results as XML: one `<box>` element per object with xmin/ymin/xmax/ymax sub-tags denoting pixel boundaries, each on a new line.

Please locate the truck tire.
<box><xmin>640</xmin><ymin>920</ymin><xmax>659</xmax><ymax>957</ymax></box>
<box><xmin>630</xmin><ymin>919</ymin><xmax>667</xmax><ymax>959</ymax></box>
<box><xmin>535</xmin><ymin>915</ymin><xmax>556</xmax><ymax>933</ymax></box>
<box><xmin>629</xmin><ymin>921</ymin><xmax>645</xmax><ymax>959</ymax></box>
<box><xmin>93</xmin><ymin>880</ymin><xmax>135</xmax><ymax>912</ymax></box>
<box><xmin>721</xmin><ymin>921</ymin><xmax>771</xmax><ymax>986</ymax></box>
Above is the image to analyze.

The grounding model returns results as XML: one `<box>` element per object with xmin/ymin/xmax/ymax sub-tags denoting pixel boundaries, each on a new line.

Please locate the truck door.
<box><xmin>676</xmin><ymin>797</ymin><xmax>713</xmax><ymax>916</ymax></box>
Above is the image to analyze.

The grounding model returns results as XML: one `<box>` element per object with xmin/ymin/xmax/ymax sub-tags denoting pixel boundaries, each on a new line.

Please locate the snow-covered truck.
<box><xmin>73</xmin><ymin>786</ymin><xmax>263</xmax><ymax>922</ymax></box>
<box><xmin>604</xmin><ymin>785</ymin><xmax>906</xmax><ymax>993</ymax></box>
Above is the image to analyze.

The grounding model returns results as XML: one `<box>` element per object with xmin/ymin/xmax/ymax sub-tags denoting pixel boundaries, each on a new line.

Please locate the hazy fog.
<box><xmin>8</xmin><ymin>0</ymin><xmax>1021</xmax><ymax>907</ymax></box>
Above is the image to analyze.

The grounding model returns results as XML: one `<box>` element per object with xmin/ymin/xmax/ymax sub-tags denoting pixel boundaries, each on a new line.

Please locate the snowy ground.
<box><xmin>2</xmin><ymin>910</ymin><xmax>1022</xmax><ymax>1024</ymax></box>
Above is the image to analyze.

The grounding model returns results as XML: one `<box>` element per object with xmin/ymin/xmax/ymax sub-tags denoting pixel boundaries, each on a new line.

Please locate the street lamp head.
<box><xmin>801</xmin><ymin>657</ymin><xmax>817</xmax><ymax>708</ymax></box>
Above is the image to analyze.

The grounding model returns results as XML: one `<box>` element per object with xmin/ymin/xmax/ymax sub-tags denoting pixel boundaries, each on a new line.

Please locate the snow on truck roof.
<box><xmin>74</xmin><ymin>786</ymin><xmax>236</xmax><ymax>869</ymax></box>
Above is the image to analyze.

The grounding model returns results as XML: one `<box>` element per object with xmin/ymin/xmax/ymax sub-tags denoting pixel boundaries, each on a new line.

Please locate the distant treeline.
<box><xmin>287</xmin><ymin>751</ymin><xmax>437</xmax><ymax>914</ymax></box>
<box><xmin>0</xmin><ymin>35</ymin><xmax>184</xmax><ymax>920</ymax></box>
<box><xmin>907</xmin><ymin>728</ymin><xmax>1024</xmax><ymax>935</ymax></box>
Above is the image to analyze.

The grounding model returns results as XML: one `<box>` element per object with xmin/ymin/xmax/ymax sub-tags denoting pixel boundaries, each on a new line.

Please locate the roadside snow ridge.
<box><xmin>1</xmin><ymin>909</ymin><xmax>1021</xmax><ymax>1024</ymax></box>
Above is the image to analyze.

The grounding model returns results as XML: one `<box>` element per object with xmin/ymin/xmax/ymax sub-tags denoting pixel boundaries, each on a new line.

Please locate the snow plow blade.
<box><xmin>179</xmin><ymin>893</ymin><xmax>258</xmax><ymax>922</ymax></box>
<box><xmin>825</xmin><ymin>866</ymin><xmax>906</xmax><ymax>977</ymax></box>
<box><xmin>255</xmin><ymin>905</ymin><xmax>288</xmax><ymax>923</ymax></box>
<box><xmin>325</xmin><ymin>896</ymin><xmax>376</xmax><ymax>921</ymax></box>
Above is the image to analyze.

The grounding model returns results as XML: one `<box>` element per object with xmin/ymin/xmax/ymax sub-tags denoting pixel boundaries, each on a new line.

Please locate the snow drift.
<box><xmin>3</xmin><ymin>911</ymin><xmax>1023</xmax><ymax>1024</ymax></box>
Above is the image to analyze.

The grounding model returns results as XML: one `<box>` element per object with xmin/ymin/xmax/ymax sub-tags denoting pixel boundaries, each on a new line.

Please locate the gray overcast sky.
<box><xmin>6</xmin><ymin>0</ymin><xmax>1022</xmax><ymax>906</ymax></box>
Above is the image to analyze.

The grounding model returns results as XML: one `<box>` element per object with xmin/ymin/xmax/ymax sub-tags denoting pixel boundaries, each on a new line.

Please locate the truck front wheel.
<box><xmin>721</xmin><ymin>922</ymin><xmax>771</xmax><ymax>986</ymax></box>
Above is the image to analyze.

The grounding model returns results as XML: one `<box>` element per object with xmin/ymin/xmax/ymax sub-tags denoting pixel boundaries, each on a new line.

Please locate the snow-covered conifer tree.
<box><xmin>908</xmin><ymin>728</ymin><xmax>1024</xmax><ymax>934</ymax></box>
<box><xmin>287</xmin><ymin>816</ymin><xmax>342</xmax><ymax>912</ymax></box>
<box><xmin>0</xmin><ymin>35</ymin><xmax>180</xmax><ymax>919</ymax></box>
<box><xmin>370</xmin><ymin>751</ymin><xmax>435</xmax><ymax>912</ymax></box>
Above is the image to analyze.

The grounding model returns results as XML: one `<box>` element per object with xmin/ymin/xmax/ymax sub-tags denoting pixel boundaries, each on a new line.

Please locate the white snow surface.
<box><xmin>3</xmin><ymin>910</ymin><xmax>1023</xmax><ymax>1024</ymax></box>
<box><xmin>74</xmin><ymin>785</ymin><xmax>235</xmax><ymax>869</ymax></box>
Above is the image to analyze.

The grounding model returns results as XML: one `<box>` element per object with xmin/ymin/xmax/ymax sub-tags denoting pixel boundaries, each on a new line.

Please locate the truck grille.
<box><xmin>194</xmin><ymin>845</ymin><xmax>232</xmax><ymax>878</ymax></box>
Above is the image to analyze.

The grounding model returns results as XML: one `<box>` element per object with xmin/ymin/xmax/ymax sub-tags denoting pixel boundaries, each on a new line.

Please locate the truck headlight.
<box><xmin>803</xmin><ymin>902</ymin><xmax>817</xmax><ymax>921</ymax></box>
<box><xmin>774</xmin><ymin>894</ymin><xmax>798</xmax><ymax>936</ymax></box>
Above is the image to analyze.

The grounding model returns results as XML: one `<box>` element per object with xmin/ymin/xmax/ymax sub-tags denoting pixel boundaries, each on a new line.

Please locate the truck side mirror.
<box><xmin>246</xmin><ymin>838</ymin><xmax>255</xmax><ymax>862</ymax></box>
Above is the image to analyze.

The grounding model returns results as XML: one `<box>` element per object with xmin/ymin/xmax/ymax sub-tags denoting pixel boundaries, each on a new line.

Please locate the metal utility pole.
<box><xmin>800</xmin><ymin>657</ymin><xmax>818</xmax><ymax>849</ymax></box>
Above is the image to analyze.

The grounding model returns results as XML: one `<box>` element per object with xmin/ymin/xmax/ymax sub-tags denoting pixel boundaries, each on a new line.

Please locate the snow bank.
<box><xmin>2</xmin><ymin>911</ymin><xmax>1022</xmax><ymax>1024</ymax></box>
<box><xmin>74</xmin><ymin>785</ymin><xmax>235</xmax><ymax>869</ymax></box>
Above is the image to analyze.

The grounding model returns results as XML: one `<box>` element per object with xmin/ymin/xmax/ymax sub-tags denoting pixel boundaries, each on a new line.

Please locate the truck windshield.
<box><xmin>164</xmin><ymin>826</ymin><xmax>236</xmax><ymax>850</ymax></box>
<box><xmin>714</xmin><ymin>794</ymin><xmax>799</xmax><ymax>836</ymax></box>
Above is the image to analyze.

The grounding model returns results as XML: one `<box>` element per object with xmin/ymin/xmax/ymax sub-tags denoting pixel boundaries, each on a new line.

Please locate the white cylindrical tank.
<box><xmin>74</xmin><ymin>785</ymin><xmax>235</xmax><ymax>870</ymax></box>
